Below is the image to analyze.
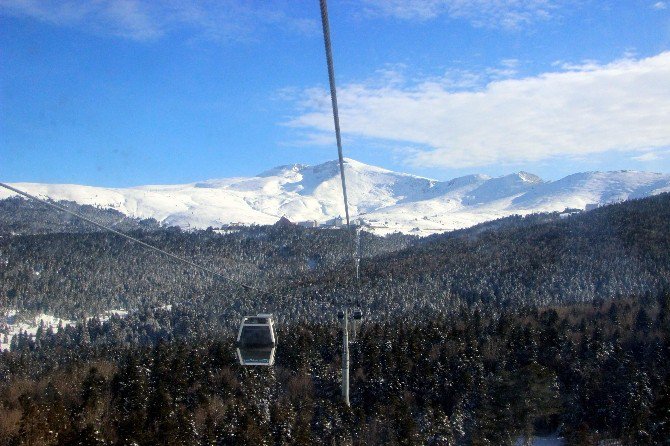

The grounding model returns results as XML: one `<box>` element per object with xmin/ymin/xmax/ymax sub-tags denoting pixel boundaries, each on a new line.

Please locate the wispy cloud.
<box><xmin>0</xmin><ymin>0</ymin><xmax>318</xmax><ymax>41</ymax></box>
<box><xmin>286</xmin><ymin>52</ymin><xmax>670</xmax><ymax>169</ymax></box>
<box><xmin>361</xmin><ymin>0</ymin><xmax>564</xmax><ymax>29</ymax></box>
<box><xmin>632</xmin><ymin>150</ymin><xmax>670</xmax><ymax>162</ymax></box>
<box><xmin>652</xmin><ymin>1</ymin><xmax>667</xmax><ymax>10</ymax></box>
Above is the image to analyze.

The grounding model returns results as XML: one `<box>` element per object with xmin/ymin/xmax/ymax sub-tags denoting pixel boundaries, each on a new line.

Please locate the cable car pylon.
<box><xmin>338</xmin><ymin>308</ymin><xmax>350</xmax><ymax>406</ymax></box>
<box><xmin>319</xmin><ymin>0</ymin><xmax>363</xmax><ymax>407</ymax></box>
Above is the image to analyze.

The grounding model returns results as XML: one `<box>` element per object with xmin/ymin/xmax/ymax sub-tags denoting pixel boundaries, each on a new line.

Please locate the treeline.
<box><xmin>0</xmin><ymin>209</ymin><xmax>412</xmax><ymax>320</ymax></box>
<box><xmin>1</xmin><ymin>293</ymin><xmax>669</xmax><ymax>445</ymax></box>
<box><xmin>349</xmin><ymin>191</ymin><xmax>670</xmax><ymax>310</ymax></box>
<box><xmin>1</xmin><ymin>194</ymin><xmax>669</xmax><ymax>323</ymax></box>
<box><xmin>0</xmin><ymin>197</ymin><xmax>161</xmax><ymax>235</ymax></box>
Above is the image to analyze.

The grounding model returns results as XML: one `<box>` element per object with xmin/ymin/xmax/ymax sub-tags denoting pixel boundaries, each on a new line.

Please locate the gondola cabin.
<box><xmin>236</xmin><ymin>313</ymin><xmax>276</xmax><ymax>366</ymax></box>
<box><xmin>352</xmin><ymin>309</ymin><xmax>363</xmax><ymax>342</ymax></box>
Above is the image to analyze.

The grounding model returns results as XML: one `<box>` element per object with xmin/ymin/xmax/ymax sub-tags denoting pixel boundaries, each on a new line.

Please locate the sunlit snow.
<box><xmin>2</xmin><ymin>159</ymin><xmax>669</xmax><ymax>235</ymax></box>
<box><xmin>0</xmin><ymin>309</ymin><xmax>129</xmax><ymax>351</ymax></box>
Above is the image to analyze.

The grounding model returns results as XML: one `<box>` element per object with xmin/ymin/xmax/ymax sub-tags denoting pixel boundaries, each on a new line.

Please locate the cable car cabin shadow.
<box><xmin>236</xmin><ymin>313</ymin><xmax>276</xmax><ymax>366</ymax></box>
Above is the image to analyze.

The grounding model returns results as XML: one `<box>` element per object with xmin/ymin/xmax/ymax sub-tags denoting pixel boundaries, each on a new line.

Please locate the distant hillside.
<box><xmin>347</xmin><ymin>192</ymin><xmax>670</xmax><ymax>310</ymax></box>
<box><xmin>0</xmin><ymin>193</ymin><xmax>668</xmax><ymax>322</ymax></box>
<box><xmin>0</xmin><ymin>197</ymin><xmax>161</xmax><ymax>235</ymax></box>
<box><xmin>2</xmin><ymin>158</ymin><xmax>669</xmax><ymax>234</ymax></box>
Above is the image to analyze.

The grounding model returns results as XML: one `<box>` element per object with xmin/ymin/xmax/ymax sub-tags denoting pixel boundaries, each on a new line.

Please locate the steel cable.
<box><xmin>319</xmin><ymin>0</ymin><xmax>351</xmax><ymax>229</ymax></box>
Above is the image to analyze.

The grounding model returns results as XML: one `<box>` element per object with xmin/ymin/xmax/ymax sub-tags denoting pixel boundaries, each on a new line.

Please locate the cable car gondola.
<box><xmin>236</xmin><ymin>313</ymin><xmax>276</xmax><ymax>366</ymax></box>
<box><xmin>351</xmin><ymin>308</ymin><xmax>363</xmax><ymax>342</ymax></box>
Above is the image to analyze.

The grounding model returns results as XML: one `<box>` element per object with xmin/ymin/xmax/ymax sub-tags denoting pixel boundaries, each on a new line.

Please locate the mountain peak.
<box><xmin>257</xmin><ymin>163</ymin><xmax>310</xmax><ymax>177</ymax></box>
<box><xmin>259</xmin><ymin>158</ymin><xmax>414</xmax><ymax>181</ymax></box>
<box><xmin>446</xmin><ymin>174</ymin><xmax>491</xmax><ymax>188</ymax></box>
<box><xmin>3</xmin><ymin>161</ymin><xmax>669</xmax><ymax>235</ymax></box>
<box><xmin>319</xmin><ymin>157</ymin><xmax>390</xmax><ymax>171</ymax></box>
<box><xmin>517</xmin><ymin>171</ymin><xmax>543</xmax><ymax>183</ymax></box>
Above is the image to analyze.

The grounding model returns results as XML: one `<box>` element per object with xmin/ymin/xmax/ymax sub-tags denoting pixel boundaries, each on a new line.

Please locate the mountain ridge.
<box><xmin>2</xmin><ymin>158</ymin><xmax>669</xmax><ymax>234</ymax></box>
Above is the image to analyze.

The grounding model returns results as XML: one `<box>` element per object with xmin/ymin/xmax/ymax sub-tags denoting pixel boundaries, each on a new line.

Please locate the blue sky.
<box><xmin>1</xmin><ymin>0</ymin><xmax>669</xmax><ymax>186</ymax></box>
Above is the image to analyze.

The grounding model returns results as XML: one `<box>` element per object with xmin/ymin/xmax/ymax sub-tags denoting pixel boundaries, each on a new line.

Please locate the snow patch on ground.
<box><xmin>0</xmin><ymin>310</ymin><xmax>74</xmax><ymax>351</ymax></box>
<box><xmin>515</xmin><ymin>435</ymin><xmax>565</xmax><ymax>445</ymax></box>
<box><xmin>0</xmin><ymin>308</ymin><xmax>129</xmax><ymax>351</ymax></box>
<box><xmin>96</xmin><ymin>309</ymin><xmax>129</xmax><ymax>323</ymax></box>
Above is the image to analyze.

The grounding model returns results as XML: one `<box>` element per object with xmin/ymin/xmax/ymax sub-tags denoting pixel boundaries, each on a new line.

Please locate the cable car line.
<box><xmin>319</xmin><ymin>0</ymin><xmax>366</xmax><ymax>405</ymax></box>
<box><xmin>0</xmin><ymin>181</ymin><xmax>274</xmax><ymax>297</ymax></box>
<box><xmin>319</xmin><ymin>0</ymin><xmax>358</xmax><ymax>286</ymax></box>
<box><xmin>319</xmin><ymin>0</ymin><xmax>350</xmax><ymax>229</ymax></box>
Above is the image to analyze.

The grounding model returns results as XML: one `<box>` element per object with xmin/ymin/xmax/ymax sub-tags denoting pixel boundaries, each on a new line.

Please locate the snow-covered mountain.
<box><xmin>2</xmin><ymin>158</ymin><xmax>670</xmax><ymax>234</ymax></box>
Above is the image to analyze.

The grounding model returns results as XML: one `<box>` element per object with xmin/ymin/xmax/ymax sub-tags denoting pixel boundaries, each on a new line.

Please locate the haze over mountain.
<box><xmin>2</xmin><ymin>158</ymin><xmax>669</xmax><ymax>234</ymax></box>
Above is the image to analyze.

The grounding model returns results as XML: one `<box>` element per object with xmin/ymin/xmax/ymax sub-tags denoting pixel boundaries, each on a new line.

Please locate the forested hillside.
<box><xmin>1</xmin><ymin>194</ymin><xmax>669</xmax><ymax>445</ymax></box>
<box><xmin>0</xmin><ymin>197</ymin><xmax>161</xmax><ymax>235</ymax></box>
<box><xmin>1</xmin><ymin>194</ymin><xmax>669</xmax><ymax>323</ymax></box>
<box><xmin>1</xmin><ymin>295</ymin><xmax>669</xmax><ymax>445</ymax></box>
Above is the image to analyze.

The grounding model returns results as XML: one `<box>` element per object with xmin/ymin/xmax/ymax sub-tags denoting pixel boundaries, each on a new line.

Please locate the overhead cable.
<box><xmin>319</xmin><ymin>0</ymin><xmax>351</xmax><ymax>228</ymax></box>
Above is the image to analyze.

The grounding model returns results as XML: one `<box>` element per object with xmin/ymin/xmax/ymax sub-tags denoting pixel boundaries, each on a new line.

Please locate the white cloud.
<box><xmin>0</xmin><ymin>0</ymin><xmax>317</xmax><ymax>41</ymax></box>
<box><xmin>632</xmin><ymin>150</ymin><xmax>670</xmax><ymax>162</ymax></box>
<box><xmin>652</xmin><ymin>2</ymin><xmax>667</xmax><ymax>10</ymax></box>
<box><xmin>361</xmin><ymin>0</ymin><xmax>562</xmax><ymax>29</ymax></box>
<box><xmin>632</xmin><ymin>152</ymin><xmax>660</xmax><ymax>162</ymax></box>
<box><xmin>486</xmin><ymin>58</ymin><xmax>520</xmax><ymax>79</ymax></box>
<box><xmin>287</xmin><ymin>52</ymin><xmax>670</xmax><ymax>169</ymax></box>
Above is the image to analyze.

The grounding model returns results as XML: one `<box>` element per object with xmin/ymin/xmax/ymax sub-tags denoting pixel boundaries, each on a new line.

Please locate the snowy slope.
<box><xmin>0</xmin><ymin>309</ymin><xmax>129</xmax><ymax>351</ymax></box>
<box><xmin>2</xmin><ymin>159</ymin><xmax>669</xmax><ymax>234</ymax></box>
<box><xmin>0</xmin><ymin>311</ymin><xmax>74</xmax><ymax>351</ymax></box>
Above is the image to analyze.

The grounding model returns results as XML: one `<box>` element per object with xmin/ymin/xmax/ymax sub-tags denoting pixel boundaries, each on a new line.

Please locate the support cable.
<box><xmin>319</xmin><ymin>0</ymin><xmax>350</xmax><ymax>228</ymax></box>
<box><xmin>320</xmin><ymin>0</ymin><xmax>356</xmax><ymax>407</ymax></box>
